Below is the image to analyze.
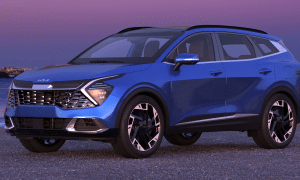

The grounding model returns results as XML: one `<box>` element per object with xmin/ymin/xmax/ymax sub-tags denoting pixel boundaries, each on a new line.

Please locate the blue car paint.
<box><xmin>16</xmin><ymin>63</ymin><xmax>152</xmax><ymax>83</ymax></box>
<box><xmin>5</xmin><ymin>26</ymin><xmax>300</xmax><ymax>132</ymax></box>
<box><xmin>168</xmin><ymin>60</ymin><xmax>226</xmax><ymax>126</ymax></box>
<box><xmin>223</xmin><ymin>54</ymin><xmax>277</xmax><ymax>114</ymax></box>
<box><xmin>104</xmin><ymin>63</ymin><xmax>172</xmax><ymax>128</ymax></box>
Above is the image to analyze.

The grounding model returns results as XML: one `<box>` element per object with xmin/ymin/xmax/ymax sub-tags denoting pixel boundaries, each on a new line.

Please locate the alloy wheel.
<box><xmin>128</xmin><ymin>103</ymin><xmax>161</xmax><ymax>151</ymax></box>
<box><xmin>268</xmin><ymin>100</ymin><xmax>294</xmax><ymax>143</ymax></box>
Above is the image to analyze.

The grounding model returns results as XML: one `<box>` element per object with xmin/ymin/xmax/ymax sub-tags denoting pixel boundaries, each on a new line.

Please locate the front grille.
<box><xmin>11</xmin><ymin>117</ymin><xmax>72</xmax><ymax>130</ymax></box>
<box><xmin>7</xmin><ymin>90</ymin><xmax>95</xmax><ymax>109</ymax></box>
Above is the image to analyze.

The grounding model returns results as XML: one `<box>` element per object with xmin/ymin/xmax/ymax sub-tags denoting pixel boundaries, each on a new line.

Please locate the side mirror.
<box><xmin>173</xmin><ymin>53</ymin><xmax>199</xmax><ymax>71</ymax></box>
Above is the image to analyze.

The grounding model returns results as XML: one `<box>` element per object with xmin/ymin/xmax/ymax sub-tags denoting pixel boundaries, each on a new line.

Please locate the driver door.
<box><xmin>167</xmin><ymin>33</ymin><xmax>226</xmax><ymax>127</ymax></box>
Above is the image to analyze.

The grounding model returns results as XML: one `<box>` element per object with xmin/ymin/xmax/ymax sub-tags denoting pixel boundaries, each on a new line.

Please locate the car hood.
<box><xmin>15</xmin><ymin>63</ymin><xmax>152</xmax><ymax>83</ymax></box>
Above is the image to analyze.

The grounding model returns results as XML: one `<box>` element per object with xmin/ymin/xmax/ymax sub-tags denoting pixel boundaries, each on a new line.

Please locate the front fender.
<box><xmin>113</xmin><ymin>86</ymin><xmax>170</xmax><ymax>130</ymax></box>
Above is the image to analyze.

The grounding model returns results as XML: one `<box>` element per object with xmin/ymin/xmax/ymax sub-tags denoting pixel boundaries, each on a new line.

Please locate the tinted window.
<box><xmin>69</xmin><ymin>31</ymin><xmax>183</xmax><ymax>64</ymax></box>
<box><xmin>250</xmin><ymin>36</ymin><xmax>279</xmax><ymax>56</ymax></box>
<box><xmin>166</xmin><ymin>33</ymin><xmax>214</xmax><ymax>63</ymax></box>
<box><xmin>218</xmin><ymin>33</ymin><xmax>256</xmax><ymax>60</ymax></box>
<box><xmin>81</xmin><ymin>36</ymin><xmax>171</xmax><ymax>58</ymax></box>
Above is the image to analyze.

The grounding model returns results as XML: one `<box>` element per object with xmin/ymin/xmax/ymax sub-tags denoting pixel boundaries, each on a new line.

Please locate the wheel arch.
<box><xmin>261</xmin><ymin>86</ymin><xmax>299</xmax><ymax>123</ymax></box>
<box><xmin>114</xmin><ymin>87</ymin><xmax>170</xmax><ymax>131</ymax></box>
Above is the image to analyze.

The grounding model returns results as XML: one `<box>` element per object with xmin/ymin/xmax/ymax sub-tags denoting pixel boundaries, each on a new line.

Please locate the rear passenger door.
<box><xmin>215</xmin><ymin>33</ymin><xmax>276</xmax><ymax>118</ymax></box>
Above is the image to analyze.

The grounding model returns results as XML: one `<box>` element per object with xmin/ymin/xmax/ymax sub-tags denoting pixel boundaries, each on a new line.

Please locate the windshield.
<box><xmin>69</xmin><ymin>33</ymin><xmax>181</xmax><ymax>64</ymax></box>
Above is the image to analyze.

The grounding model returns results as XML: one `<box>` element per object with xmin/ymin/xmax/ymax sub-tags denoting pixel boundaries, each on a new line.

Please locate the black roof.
<box><xmin>117</xmin><ymin>27</ymin><xmax>155</xmax><ymax>34</ymax></box>
<box><xmin>117</xmin><ymin>26</ymin><xmax>187</xmax><ymax>34</ymax></box>
<box><xmin>117</xmin><ymin>25</ymin><xmax>267</xmax><ymax>34</ymax></box>
<box><xmin>186</xmin><ymin>25</ymin><xmax>267</xmax><ymax>34</ymax></box>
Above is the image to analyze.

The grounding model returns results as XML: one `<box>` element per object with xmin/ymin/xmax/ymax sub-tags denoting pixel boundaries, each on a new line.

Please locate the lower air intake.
<box><xmin>74</xmin><ymin>118</ymin><xmax>101</xmax><ymax>131</ymax></box>
<box><xmin>11</xmin><ymin>117</ymin><xmax>72</xmax><ymax>130</ymax></box>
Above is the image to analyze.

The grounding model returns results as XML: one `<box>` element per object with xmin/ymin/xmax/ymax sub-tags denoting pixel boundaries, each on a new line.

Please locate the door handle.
<box><xmin>259</xmin><ymin>68</ymin><xmax>272</xmax><ymax>75</ymax></box>
<box><xmin>210</xmin><ymin>70</ymin><xmax>223</xmax><ymax>76</ymax></box>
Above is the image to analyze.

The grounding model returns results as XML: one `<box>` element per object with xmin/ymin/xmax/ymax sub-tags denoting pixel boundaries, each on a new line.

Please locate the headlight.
<box><xmin>81</xmin><ymin>81</ymin><xmax>113</xmax><ymax>106</ymax></box>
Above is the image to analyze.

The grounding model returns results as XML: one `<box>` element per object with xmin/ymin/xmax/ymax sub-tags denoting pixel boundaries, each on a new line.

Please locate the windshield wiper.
<box><xmin>89</xmin><ymin>60</ymin><xmax>124</xmax><ymax>63</ymax></box>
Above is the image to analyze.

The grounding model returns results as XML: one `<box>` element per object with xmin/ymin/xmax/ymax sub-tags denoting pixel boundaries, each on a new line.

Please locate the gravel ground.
<box><xmin>1</xmin><ymin>126</ymin><xmax>300</xmax><ymax>179</ymax></box>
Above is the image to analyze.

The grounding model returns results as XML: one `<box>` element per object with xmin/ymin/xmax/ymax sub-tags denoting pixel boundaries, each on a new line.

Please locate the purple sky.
<box><xmin>1</xmin><ymin>0</ymin><xmax>300</xmax><ymax>68</ymax></box>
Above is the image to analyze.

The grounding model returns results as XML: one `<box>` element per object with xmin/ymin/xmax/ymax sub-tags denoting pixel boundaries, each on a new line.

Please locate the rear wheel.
<box><xmin>19</xmin><ymin>138</ymin><xmax>66</xmax><ymax>153</ymax></box>
<box><xmin>252</xmin><ymin>94</ymin><xmax>297</xmax><ymax>149</ymax></box>
<box><xmin>111</xmin><ymin>95</ymin><xmax>164</xmax><ymax>158</ymax></box>
<box><xmin>165</xmin><ymin>132</ymin><xmax>201</xmax><ymax>146</ymax></box>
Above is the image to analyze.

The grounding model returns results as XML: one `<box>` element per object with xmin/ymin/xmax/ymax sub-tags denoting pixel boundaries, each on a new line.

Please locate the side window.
<box><xmin>218</xmin><ymin>33</ymin><xmax>256</xmax><ymax>60</ymax></box>
<box><xmin>141</xmin><ymin>38</ymin><xmax>170</xmax><ymax>57</ymax></box>
<box><xmin>166</xmin><ymin>33</ymin><xmax>214</xmax><ymax>63</ymax></box>
<box><xmin>250</xmin><ymin>36</ymin><xmax>279</xmax><ymax>56</ymax></box>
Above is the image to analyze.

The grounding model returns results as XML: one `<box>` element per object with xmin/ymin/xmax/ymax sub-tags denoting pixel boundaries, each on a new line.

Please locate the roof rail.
<box><xmin>117</xmin><ymin>26</ymin><xmax>155</xmax><ymax>34</ymax></box>
<box><xmin>186</xmin><ymin>25</ymin><xmax>268</xmax><ymax>34</ymax></box>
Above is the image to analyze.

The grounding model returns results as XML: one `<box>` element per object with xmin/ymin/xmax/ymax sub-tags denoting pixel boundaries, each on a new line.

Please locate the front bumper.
<box><xmin>5</xmin><ymin>128</ymin><xmax>118</xmax><ymax>141</ymax></box>
<box><xmin>4</xmin><ymin>116</ymin><xmax>119</xmax><ymax>141</ymax></box>
<box><xmin>5</xmin><ymin>91</ymin><xmax>121</xmax><ymax>129</ymax></box>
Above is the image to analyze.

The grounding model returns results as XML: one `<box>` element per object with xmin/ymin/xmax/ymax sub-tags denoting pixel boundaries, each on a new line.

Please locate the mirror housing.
<box><xmin>173</xmin><ymin>53</ymin><xmax>199</xmax><ymax>71</ymax></box>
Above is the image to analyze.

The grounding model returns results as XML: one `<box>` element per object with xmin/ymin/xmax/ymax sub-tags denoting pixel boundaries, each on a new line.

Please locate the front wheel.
<box><xmin>19</xmin><ymin>138</ymin><xmax>66</xmax><ymax>153</ymax></box>
<box><xmin>252</xmin><ymin>93</ymin><xmax>297</xmax><ymax>149</ymax></box>
<box><xmin>111</xmin><ymin>95</ymin><xmax>164</xmax><ymax>158</ymax></box>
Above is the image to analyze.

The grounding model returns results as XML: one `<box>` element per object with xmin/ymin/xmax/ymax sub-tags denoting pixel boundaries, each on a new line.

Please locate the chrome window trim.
<box><xmin>220</xmin><ymin>50</ymin><xmax>287</xmax><ymax>62</ymax></box>
<box><xmin>162</xmin><ymin>62</ymin><xmax>175</xmax><ymax>65</ymax></box>
<box><xmin>163</xmin><ymin>50</ymin><xmax>285</xmax><ymax>65</ymax></box>
<box><xmin>270</xmin><ymin>40</ymin><xmax>287</xmax><ymax>53</ymax></box>
<box><xmin>162</xmin><ymin>44</ymin><xmax>287</xmax><ymax>65</ymax></box>
<box><xmin>175</xmin><ymin>113</ymin><xmax>259</xmax><ymax>126</ymax></box>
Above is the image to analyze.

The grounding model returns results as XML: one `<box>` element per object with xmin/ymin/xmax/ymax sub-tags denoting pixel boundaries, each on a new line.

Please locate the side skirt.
<box><xmin>165</xmin><ymin>114</ymin><xmax>261</xmax><ymax>134</ymax></box>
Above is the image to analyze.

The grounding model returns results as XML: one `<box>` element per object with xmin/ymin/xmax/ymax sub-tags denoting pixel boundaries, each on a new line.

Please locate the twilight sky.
<box><xmin>0</xmin><ymin>0</ymin><xmax>300</xmax><ymax>68</ymax></box>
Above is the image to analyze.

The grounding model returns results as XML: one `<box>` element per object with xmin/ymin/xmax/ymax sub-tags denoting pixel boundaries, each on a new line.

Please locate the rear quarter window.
<box><xmin>250</xmin><ymin>36</ymin><xmax>279</xmax><ymax>56</ymax></box>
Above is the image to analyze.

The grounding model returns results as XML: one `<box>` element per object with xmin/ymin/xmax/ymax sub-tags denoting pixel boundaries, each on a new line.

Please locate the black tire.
<box><xmin>111</xmin><ymin>95</ymin><xmax>164</xmax><ymax>158</ymax></box>
<box><xmin>19</xmin><ymin>138</ymin><xmax>66</xmax><ymax>153</ymax></box>
<box><xmin>165</xmin><ymin>132</ymin><xmax>202</xmax><ymax>146</ymax></box>
<box><xmin>252</xmin><ymin>93</ymin><xmax>297</xmax><ymax>149</ymax></box>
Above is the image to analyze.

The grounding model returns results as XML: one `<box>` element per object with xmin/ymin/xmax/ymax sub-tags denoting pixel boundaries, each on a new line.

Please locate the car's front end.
<box><xmin>4</xmin><ymin>72</ymin><xmax>124</xmax><ymax>141</ymax></box>
<box><xmin>4</xmin><ymin>28</ymin><xmax>182</xmax><ymax>144</ymax></box>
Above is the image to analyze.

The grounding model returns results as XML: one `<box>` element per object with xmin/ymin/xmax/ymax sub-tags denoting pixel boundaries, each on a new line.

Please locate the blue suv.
<box><xmin>4</xmin><ymin>25</ymin><xmax>300</xmax><ymax>158</ymax></box>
